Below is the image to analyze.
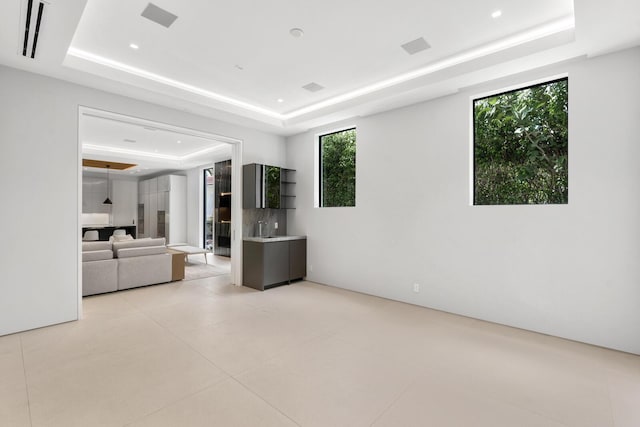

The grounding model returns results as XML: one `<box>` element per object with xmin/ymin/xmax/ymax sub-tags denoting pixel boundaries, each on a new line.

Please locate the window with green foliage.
<box><xmin>474</xmin><ymin>78</ymin><xmax>568</xmax><ymax>205</ymax></box>
<box><xmin>319</xmin><ymin>128</ymin><xmax>356</xmax><ymax>207</ymax></box>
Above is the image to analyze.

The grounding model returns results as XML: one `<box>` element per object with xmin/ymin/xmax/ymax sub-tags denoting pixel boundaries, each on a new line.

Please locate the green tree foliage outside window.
<box><xmin>474</xmin><ymin>78</ymin><xmax>568</xmax><ymax>205</ymax></box>
<box><xmin>265</xmin><ymin>165</ymin><xmax>281</xmax><ymax>208</ymax></box>
<box><xmin>320</xmin><ymin>128</ymin><xmax>356</xmax><ymax>207</ymax></box>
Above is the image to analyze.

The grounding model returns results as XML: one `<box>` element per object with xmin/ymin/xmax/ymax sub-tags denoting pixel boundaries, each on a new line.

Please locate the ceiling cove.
<box><xmin>66</xmin><ymin>2</ymin><xmax>575</xmax><ymax>128</ymax></box>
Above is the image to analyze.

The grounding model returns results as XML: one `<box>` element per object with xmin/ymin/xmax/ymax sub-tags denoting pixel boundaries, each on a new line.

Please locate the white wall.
<box><xmin>286</xmin><ymin>47</ymin><xmax>640</xmax><ymax>355</ymax></box>
<box><xmin>0</xmin><ymin>65</ymin><xmax>285</xmax><ymax>336</ymax></box>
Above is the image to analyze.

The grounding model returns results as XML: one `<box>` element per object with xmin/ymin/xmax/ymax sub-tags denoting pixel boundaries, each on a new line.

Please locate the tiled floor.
<box><xmin>1</xmin><ymin>278</ymin><xmax>639</xmax><ymax>427</ymax></box>
<box><xmin>203</xmin><ymin>254</ymin><xmax>231</xmax><ymax>270</ymax></box>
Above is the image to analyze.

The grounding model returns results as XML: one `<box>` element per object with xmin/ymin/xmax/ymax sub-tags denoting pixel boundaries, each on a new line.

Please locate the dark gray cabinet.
<box><xmin>243</xmin><ymin>163</ymin><xmax>262</xmax><ymax>209</ymax></box>
<box><xmin>289</xmin><ymin>239</ymin><xmax>306</xmax><ymax>280</ymax></box>
<box><xmin>243</xmin><ymin>164</ymin><xmax>295</xmax><ymax>209</ymax></box>
<box><xmin>243</xmin><ymin>238</ymin><xmax>307</xmax><ymax>290</ymax></box>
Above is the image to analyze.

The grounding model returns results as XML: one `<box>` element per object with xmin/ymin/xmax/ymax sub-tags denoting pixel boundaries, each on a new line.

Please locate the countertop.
<box><xmin>243</xmin><ymin>235</ymin><xmax>306</xmax><ymax>243</ymax></box>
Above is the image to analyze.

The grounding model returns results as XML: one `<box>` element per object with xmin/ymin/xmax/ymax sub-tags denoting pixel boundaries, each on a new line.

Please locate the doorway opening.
<box><xmin>77</xmin><ymin>106</ymin><xmax>243</xmax><ymax>314</ymax></box>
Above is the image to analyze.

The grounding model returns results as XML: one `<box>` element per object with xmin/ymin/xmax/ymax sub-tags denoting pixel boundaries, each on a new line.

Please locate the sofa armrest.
<box><xmin>83</xmin><ymin>259</ymin><xmax>117</xmax><ymax>296</ymax></box>
<box><xmin>82</xmin><ymin>250</ymin><xmax>114</xmax><ymax>262</ymax></box>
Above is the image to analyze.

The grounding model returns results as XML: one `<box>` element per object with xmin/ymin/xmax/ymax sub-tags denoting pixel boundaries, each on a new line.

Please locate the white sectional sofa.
<box><xmin>112</xmin><ymin>238</ymin><xmax>172</xmax><ymax>290</ymax></box>
<box><xmin>82</xmin><ymin>238</ymin><xmax>173</xmax><ymax>296</ymax></box>
<box><xmin>82</xmin><ymin>241</ymin><xmax>118</xmax><ymax>296</ymax></box>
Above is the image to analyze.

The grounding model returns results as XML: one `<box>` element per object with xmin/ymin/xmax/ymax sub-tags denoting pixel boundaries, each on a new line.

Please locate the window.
<box><xmin>319</xmin><ymin>128</ymin><xmax>356</xmax><ymax>207</ymax></box>
<box><xmin>473</xmin><ymin>78</ymin><xmax>568</xmax><ymax>205</ymax></box>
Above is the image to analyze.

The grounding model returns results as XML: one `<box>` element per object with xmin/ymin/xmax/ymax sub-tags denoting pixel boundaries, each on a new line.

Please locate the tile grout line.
<box><xmin>121</xmin><ymin>382</ymin><xmax>222</xmax><ymax>427</ymax></box>
<box><xmin>229</xmin><ymin>376</ymin><xmax>302</xmax><ymax>427</ymax></box>
<box><xmin>604</xmin><ymin>372</ymin><xmax>618</xmax><ymax>427</ymax></box>
<box><xmin>124</xmin><ymin>296</ymin><xmax>301</xmax><ymax>426</ymax></box>
<box><xmin>133</xmin><ymin>288</ymin><xmax>309</xmax><ymax>426</ymax></box>
<box><xmin>367</xmin><ymin>378</ymin><xmax>415</xmax><ymax>426</ymax></box>
<box><xmin>19</xmin><ymin>335</ymin><xmax>34</xmax><ymax>427</ymax></box>
<box><xmin>104</xmin><ymin>289</ymin><xmax>231</xmax><ymax>426</ymax></box>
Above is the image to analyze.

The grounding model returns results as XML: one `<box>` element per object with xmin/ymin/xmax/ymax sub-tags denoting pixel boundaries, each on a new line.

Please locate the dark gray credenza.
<box><xmin>243</xmin><ymin>236</ymin><xmax>306</xmax><ymax>290</ymax></box>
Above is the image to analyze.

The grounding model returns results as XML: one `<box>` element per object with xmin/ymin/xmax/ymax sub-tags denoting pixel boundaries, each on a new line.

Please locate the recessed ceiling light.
<box><xmin>277</xmin><ymin>98</ymin><xmax>284</xmax><ymax>103</ymax></box>
<box><xmin>177</xmin><ymin>140</ymin><xmax>182</xmax><ymax>143</ymax></box>
<box><xmin>289</xmin><ymin>28</ymin><xmax>304</xmax><ymax>38</ymax></box>
<box><xmin>154</xmin><ymin>149</ymin><xmax>159</xmax><ymax>153</ymax></box>
<box><xmin>491</xmin><ymin>10</ymin><xmax>502</xmax><ymax>18</ymax></box>
<box><xmin>129</xmin><ymin>43</ymin><xmax>139</xmax><ymax>50</ymax></box>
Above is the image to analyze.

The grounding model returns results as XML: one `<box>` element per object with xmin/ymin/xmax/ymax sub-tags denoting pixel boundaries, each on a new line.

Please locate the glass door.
<box><xmin>203</xmin><ymin>168</ymin><xmax>214</xmax><ymax>250</ymax></box>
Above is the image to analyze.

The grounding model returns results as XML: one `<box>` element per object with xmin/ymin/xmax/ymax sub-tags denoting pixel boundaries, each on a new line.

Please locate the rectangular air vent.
<box><xmin>21</xmin><ymin>0</ymin><xmax>46</xmax><ymax>59</ymax></box>
<box><xmin>141</xmin><ymin>3</ymin><xmax>178</xmax><ymax>28</ymax></box>
<box><xmin>302</xmin><ymin>82</ymin><xmax>325</xmax><ymax>92</ymax></box>
<box><xmin>401</xmin><ymin>37</ymin><xmax>431</xmax><ymax>55</ymax></box>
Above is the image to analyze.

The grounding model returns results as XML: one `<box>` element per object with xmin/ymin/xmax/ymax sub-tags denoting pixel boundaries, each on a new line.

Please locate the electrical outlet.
<box><xmin>309</xmin><ymin>264</ymin><xmax>313</xmax><ymax>272</ymax></box>
<box><xmin>274</xmin><ymin>222</ymin><xmax>279</xmax><ymax>229</ymax></box>
<box><xmin>413</xmin><ymin>283</ymin><xmax>420</xmax><ymax>293</ymax></box>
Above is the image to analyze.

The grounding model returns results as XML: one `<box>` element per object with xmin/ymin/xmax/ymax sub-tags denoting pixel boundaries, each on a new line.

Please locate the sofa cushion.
<box><xmin>118</xmin><ymin>253</ymin><xmax>172</xmax><ymax>290</ymax></box>
<box><xmin>112</xmin><ymin>238</ymin><xmax>166</xmax><ymax>257</ymax></box>
<box><xmin>82</xmin><ymin>250</ymin><xmax>114</xmax><ymax>262</ymax></box>
<box><xmin>117</xmin><ymin>246</ymin><xmax>167</xmax><ymax>258</ymax></box>
<box><xmin>109</xmin><ymin>234</ymin><xmax>134</xmax><ymax>243</ymax></box>
<box><xmin>82</xmin><ymin>241</ymin><xmax>112</xmax><ymax>252</ymax></box>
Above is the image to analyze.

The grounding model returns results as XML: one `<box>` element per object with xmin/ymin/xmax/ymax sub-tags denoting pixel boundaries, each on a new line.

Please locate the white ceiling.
<box><xmin>0</xmin><ymin>1</ymin><xmax>639</xmax><ymax>135</ymax></box>
<box><xmin>80</xmin><ymin>108</ymin><xmax>233</xmax><ymax>176</ymax></box>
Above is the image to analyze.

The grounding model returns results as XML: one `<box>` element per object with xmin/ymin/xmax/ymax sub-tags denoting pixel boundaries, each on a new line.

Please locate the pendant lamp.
<box><xmin>103</xmin><ymin>165</ymin><xmax>113</xmax><ymax>205</ymax></box>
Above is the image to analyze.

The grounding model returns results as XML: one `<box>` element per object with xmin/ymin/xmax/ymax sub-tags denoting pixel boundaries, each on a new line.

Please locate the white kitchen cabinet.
<box><xmin>157</xmin><ymin>175</ymin><xmax>170</xmax><ymax>192</ymax></box>
<box><xmin>137</xmin><ymin>174</ymin><xmax>186</xmax><ymax>244</ymax></box>
<box><xmin>112</xmin><ymin>180</ymin><xmax>137</xmax><ymax>227</ymax></box>
<box><xmin>138</xmin><ymin>179</ymin><xmax>149</xmax><ymax>196</ymax></box>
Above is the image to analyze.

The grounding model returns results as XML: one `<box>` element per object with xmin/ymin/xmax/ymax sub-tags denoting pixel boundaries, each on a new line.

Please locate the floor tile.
<box><xmin>23</xmin><ymin>318</ymin><xmax>227</xmax><ymax>427</ymax></box>
<box><xmin>141</xmin><ymin>294</ymin><xmax>259</xmax><ymax>334</ymax></box>
<box><xmin>373</xmin><ymin>369</ymin><xmax>568</xmax><ymax>427</ymax></box>
<box><xmin>607</xmin><ymin>367</ymin><xmax>640</xmax><ymax>427</ymax></box>
<box><xmin>2</xmin><ymin>279</ymin><xmax>639</xmax><ymax>427</ymax></box>
<box><xmin>0</xmin><ymin>335</ymin><xmax>31</xmax><ymax>427</ymax></box>
<box><xmin>127</xmin><ymin>378</ymin><xmax>298</xmax><ymax>427</ymax></box>
<box><xmin>236</xmin><ymin>334</ymin><xmax>415</xmax><ymax>427</ymax></box>
<box><xmin>177</xmin><ymin>309</ymin><xmax>327</xmax><ymax>376</ymax></box>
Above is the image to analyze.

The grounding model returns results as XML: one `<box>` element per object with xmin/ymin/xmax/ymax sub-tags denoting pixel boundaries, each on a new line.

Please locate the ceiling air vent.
<box><xmin>302</xmin><ymin>82</ymin><xmax>325</xmax><ymax>93</ymax></box>
<box><xmin>141</xmin><ymin>3</ymin><xmax>178</xmax><ymax>28</ymax></box>
<box><xmin>21</xmin><ymin>0</ymin><xmax>47</xmax><ymax>59</ymax></box>
<box><xmin>401</xmin><ymin>37</ymin><xmax>431</xmax><ymax>55</ymax></box>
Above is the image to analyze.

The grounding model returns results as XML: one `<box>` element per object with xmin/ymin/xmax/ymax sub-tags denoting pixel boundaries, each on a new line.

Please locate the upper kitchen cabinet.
<box><xmin>243</xmin><ymin>164</ymin><xmax>296</xmax><ymax>209</ymax></box>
